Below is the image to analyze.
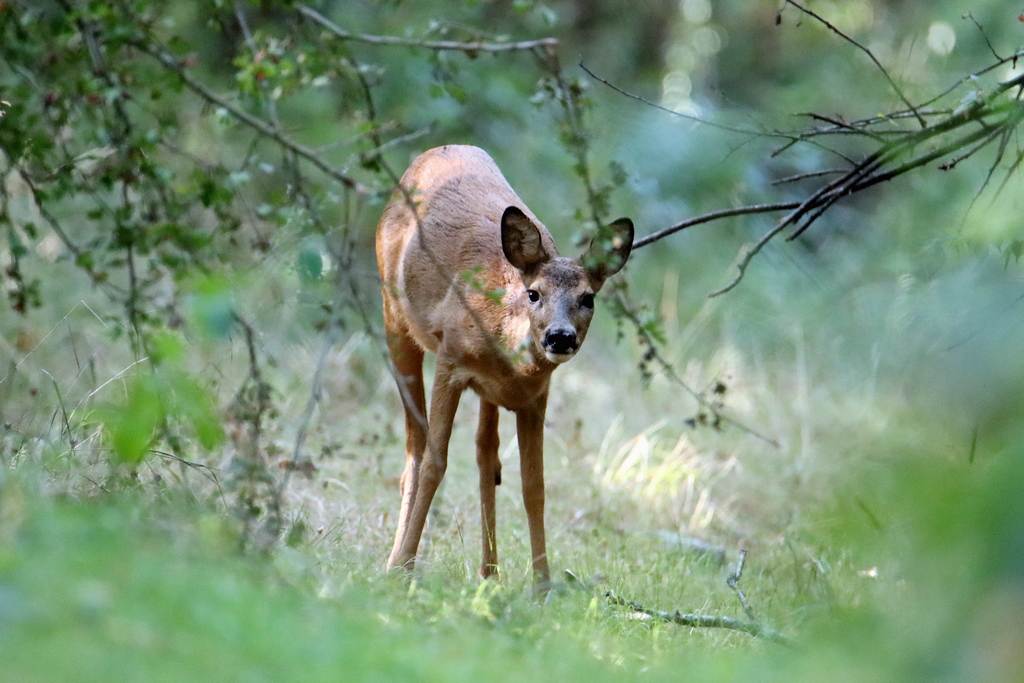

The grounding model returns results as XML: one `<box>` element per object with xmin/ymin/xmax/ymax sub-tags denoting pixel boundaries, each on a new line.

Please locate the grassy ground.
<box><xmin>4</xmin><ymin>441</ymin><xmax>1022</xmax><ymax>681</ymax></box>
<box><xmin>3</xmin><ymin>228</ymin><xmax>1024</xmax><ymax>680</ymax></box>
<box><xmin>0</xmin><ymin>480</ymin><xmax>830</xmax><ymax>682</ymax></box>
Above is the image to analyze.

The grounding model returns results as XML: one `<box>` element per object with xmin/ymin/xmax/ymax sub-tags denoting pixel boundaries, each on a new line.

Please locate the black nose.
<box><xmin>544</xmin><ymin>328</ymin><xmax>577</xmax><ymax>354</ymax></box>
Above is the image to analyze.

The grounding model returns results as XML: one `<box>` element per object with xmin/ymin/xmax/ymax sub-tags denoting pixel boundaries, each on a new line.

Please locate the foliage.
<box><xmin>89</xmin><ymin>330</ymin><xmax>221</xmax><ymax>464</ymax></box>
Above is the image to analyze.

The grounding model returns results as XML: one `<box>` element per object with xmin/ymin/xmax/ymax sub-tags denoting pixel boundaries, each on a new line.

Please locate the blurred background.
<box><xmin>2</xmin><ymin>1</ymin><xmax>1023</xmax><ymax>680</ymax></box>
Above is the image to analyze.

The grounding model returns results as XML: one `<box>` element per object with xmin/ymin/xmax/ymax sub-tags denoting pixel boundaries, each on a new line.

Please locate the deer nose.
<box><xmin>544</xmin><ymin>327</ymin><xmax>577</xmax><ymax>354</ymax></box>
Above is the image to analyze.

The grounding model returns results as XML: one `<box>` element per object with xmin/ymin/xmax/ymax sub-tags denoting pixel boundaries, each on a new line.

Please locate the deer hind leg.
<box><xmin>476</xmin><ymin>399</ymin><xmax>501</xmax><ymax>578</ymax></box>
<box><xmin>384</xmin><ymin>324</ymin><xmax>427</xmax><ymax>571</ymax></box>
<box><xmin>391</xmin><ymin>356</ymin><xmax>463</xmax><ymax>571</ymax></box>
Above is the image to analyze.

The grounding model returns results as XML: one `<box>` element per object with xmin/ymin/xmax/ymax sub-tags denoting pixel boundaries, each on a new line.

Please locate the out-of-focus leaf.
<box><xmin>297</xmin><ymin>244</ymin><xmax>323</xmax><ymax>282</ymax></box>
<box><xmin>186</xmin><ymin>277</ymin><xmax>235</xmax><ymax>340</ymax></box>
<box><xmin>168</xmin><ymin>374</ymin><xmax>224</xmax><ymax>450</ymax></box>
<box><xmin>95</xmin><ymin>377</ymin><xmax>162</xmax><ymax>464</ymax></box>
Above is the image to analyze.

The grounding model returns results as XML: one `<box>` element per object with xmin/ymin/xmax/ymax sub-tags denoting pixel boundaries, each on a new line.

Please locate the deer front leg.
<box><xmin>516</xmin><ymin>395</ymin><xmax>550</xmax><ymax>590</ymax></box>
<box><xmin>476</xmin><ymin>399</ymin><xmax>500</xmax><ymax>578</ymax></box>
<box><xmin>389</xmin><ymin>357</ymin><xmax>463</xmax><ymax>572</ymax></box>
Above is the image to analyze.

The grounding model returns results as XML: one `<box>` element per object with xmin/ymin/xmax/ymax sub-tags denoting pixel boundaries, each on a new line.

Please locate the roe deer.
<box><xmin>376</xmin><ymin>144</ymin><xmax>633</xmax><ymax>587</ymax></box>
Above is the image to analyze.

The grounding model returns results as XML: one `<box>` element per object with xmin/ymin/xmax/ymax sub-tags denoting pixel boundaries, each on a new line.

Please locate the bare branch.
<box><xmin>771</xmin><ymin>168</ymin><xmax>848</xmax><ymax>185</ymax></box>
<box><xmin>991</xmin><ymin>146</ymin><xmax>1024</xmax><ymax>202</ymax></box>
<box><xmin>726</xmin><ymin>548</ymin><xmax>756</xmax><ymax>621</ymax></box>
<box><xmin>151</xmin><ymin>449</ymin><xmax>227</xmax><ymax>504</ymax></box>
<box><xmin>582</xmin><ymin>61</ymin><xmax>864</xmax><ymax>165</ymax></box>
<box><xmin>134</xmin><ymin>41</ymin><xmax>371</xmax><ymax>195</ymax></box>
<box><xmin>962</xmin><ymin>11</ymin><xmax>1003</xmax><ymax>62</ymax></box>
<box><xmin>362</xmin><ymin>124</ymin><xmax>435</xmax><ymax>158</ymax></box>
<box><xmin>605</xmin><ymin>591</ymin><xmax>792</xmax><ymax>646</ymax></box>
<box><xmin>580</xmin><ymin>61</ymin><xmax>774</xmax><ymax>138</ymax></box>
<box><xmin>703</xmin><ymin>73</ymin><xmax>1024</xmax><ymax>294</ymax></box>
<box><xmin>609</xmin><ymin>291</ymin><xmax>780</xmax><ymax>448</ymax></box>
<box><xmin>797</xmin><ymin>112</ymin><xmax>892</xmax><ymax>142</ymax></box>
<box><xmin>786</xmin><ymin>122</ymin><xmax>1006</xmax><ymax>243</ymax></box>
<box><xmin>964</xmin><ymin>126</ymin><xmax>1013</xmax><ymax>213</ymax></box>
<box><xmin>910</xmin><ymin>49</ymin><xmax>1024</xmax><ymax>112</ymax></box>
<box><xmin>297</xmin><ymin>4</ymin><xmax>557</xmax><ymax>54</ymax></box>
<box><xmin>938</xmin><ymin>129</ymin><xmax>1003</xmax><ymax>171</ymax></box>
<box><xmin>783</xmin><ymin>0</ymin><xmax>926</xmax><ymax>128</ymax></box>
<box><xmin>632</xmin><ymin>203</ymin><xmax>799</xmax><ymax>249</ymax></box>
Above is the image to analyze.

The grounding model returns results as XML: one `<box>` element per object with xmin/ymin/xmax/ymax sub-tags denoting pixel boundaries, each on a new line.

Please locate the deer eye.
<box><xmin>579</xmin><ymin>292</ymin><xmax>595</xmax><ymax>309</ymax></box>
<box><xmin>527</xmin><ymin>289</ymin><xmax>541</xmax><ymax>303</ymax></box>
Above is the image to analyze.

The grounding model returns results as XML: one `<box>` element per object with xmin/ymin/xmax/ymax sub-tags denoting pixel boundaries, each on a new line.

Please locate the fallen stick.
<box><xmin>726</xmin><ymin>548</ymin><xmax>757</xmax><ymax>621</ymax></box>
<box><xmin>605</xmin><ymin>591</ymin><xmax>793</xmax><ymax>647</ymax></box>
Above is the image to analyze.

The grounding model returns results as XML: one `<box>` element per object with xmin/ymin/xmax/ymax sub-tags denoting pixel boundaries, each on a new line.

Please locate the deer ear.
<box><xmin>501</xmin><ymin>206</ymin><xmax>549</xmax><ymax>272</ymax></box>
<box><xmin>582</xmin><ymin>217</ymin><xmax>634</xmax><ymax>291</ymax></box>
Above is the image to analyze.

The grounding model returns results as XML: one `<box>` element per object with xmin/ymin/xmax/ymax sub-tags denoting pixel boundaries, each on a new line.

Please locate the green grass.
<box><xmin>0</xmin><ymin>489</ymin><xmax>762</xmax><ymax>682</ymax></box>
<box><xmin>4</xmin><ymin>269</ymin><xmax>1024</xmax><ymax>681</ymax></box>
<box><xmin>4</xmin><ymin>162</ymin><xmax>1024</xmax><ymax>680</ymax></box>
<box><xmin>3</xmin><ymin>421</ymin><xmax>1022</xmax><ymax>682</ymax></box>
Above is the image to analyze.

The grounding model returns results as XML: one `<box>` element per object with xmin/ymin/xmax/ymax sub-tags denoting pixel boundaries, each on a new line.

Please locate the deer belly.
<box><xmin>462</xmin><ymin>371</ymin><xmax>546</xmax><ymax>411</ymax></box>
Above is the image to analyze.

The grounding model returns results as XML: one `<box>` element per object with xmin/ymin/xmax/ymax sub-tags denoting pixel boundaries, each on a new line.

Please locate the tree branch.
<box><xmin>771</xmin><ymin>168</ymin><xmax>848</xmax><ymax>185</ymax></box>
<box><xmin>962</xmin><ymin>11</ymin><xmax>1003</xmax><ymax>62</ymax></box>
<box><xmin>579</xmin><ymin>61</ymin><xmax>775</xmax><ymax>139</ymax></box>
<box><xmin>297</xmin><ymin>4</ymin><xmax>557</xmax><ymax>54</ymax></box>
<box><xmin>605</xmin><ymin>591</ymin><xmax>792</xmax><ymax>646</ymax></box>
<box><xmin>632</xmin><ymin>203</ymin><xmax>799</xmax><ymax>249</ymax></box>
<box><xmin>782</xmin><ymin>0</ymin><xmax>926</xmax><ymax>128</ymax></box>
<box><xmin>628</xmin><ymin>62</ymin><xmax>1024</xmax><ymax>297</ymax></box>
<box><xmin>133</xmin><ymin>41</ymin><xmax>371</xmax><ymax>195</ymax></box>
<box><xmin>581</xmin><ymin>61</ymin><xmax>873</xmax><ymax>165</ymax></box>
<box><xmin>726</xmin><ymin>548</ymin><xmax>756</xmax><ymax>621</ymax></box>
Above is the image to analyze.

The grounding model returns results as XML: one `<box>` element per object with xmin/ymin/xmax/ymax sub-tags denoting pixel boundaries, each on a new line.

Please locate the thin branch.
<box><xmin>151</xmin><ymin>449</ymin><xmax>227</xmax><ymax>504</ymax></box>
<box><xmin>726</xmin><ymin>548</ymin><xmax>756</xmax><ymax>621</ymax></box>
<box><xmin>605</xmin><ymin>591</ymin><xmax>792</xmax><ymax>646</ymax></box>
<box><xmin>708</xmin><ymin>149</ymin><xmax>885</xmax><ymax>296</ymax></box>
<box><xmin>276</xmin><ymin>332</ymin><xmax>335</xmax><ymax>502</ymax></box>
<box><xmin>991</xmin><ymin>145</ymin><xmax>1024</xmax><ymax>201</ymax></box>
<box><xmin>853</xmin><ymin>116</ymin><xmax>1017</xmax><ymax>196</ymax></box>
<box><xmin>938</xmin><ymin>127</ymin><xmax>1003</xmax><ymax>170</ymax></box>
<box><xmin>610</xmin><ymin>291</ymin><xmax>780</xmax><ymax>448</ymax></box>
<box><xmin>783</xmin><ymin>0</ymin><xmax>926</xmax><ymax>128</ymax></box>
<box><xmin>134</xmin><ymin>41</ymin><xmax>370</xmax><ymax>195</ymax></box>
<box><xmin>706</xmin><ymin>77</ymin><xmax>1024</xmax><ymax>293</ymax></box>
<box><xmin>786</xmin><ymin>121</ymin><xmax>1004</xmax><ymax>243</ymax></box>
<box><xmin>771</xmin><ymin>168</ymin><xmax>848</xmax><ymax>185</ymax></box>
<box><xmin>297</xmin><ymin>4</ymin><xmax>557</xmax><ymax>54</ymax></box>
<box><xmin>67</xmin><ymin>356</ymin><xmax>150</xmax><ymax>422</ymax></box>
<box><xmin>580</xmin><ymin>61</ymin><xmax>775</xmax><ymax>139</ymax></box>
<box><xmin>962</xmin><ymin>11</ymin><xmax>1003</xmax><ymax>62</ymax></box>
<box><xmin>14</xmin><ymin>167</ymin><xmax>124</xmax><ymax>293</ymax></box>
<box><xmin>234</xmin><ymin>0</ymin><xmax>284</xmax><ymax>132</ymax></box>
<box><xmin>633</xmin><ymin>203</ymin><xmax>799</xmax><ymax>249</ymax></box>
<box><xmin>582</xmin><ymin>61</ymin><xmax>862</xmax><ymax>165</ymax></box>
<box><xmin>908</xmin><ymin>50</ymin><xmax>1024</xmax><ymax>112</ymax></box>
<box><xmin>539</xmin><ymin>51</ymin><xmax>603</xmax><ymax>228</ymax></box>
<box><xmin>961</xmin><ymin>125</ymin><xmax>1013</xmax><ymax>216</ymax></box>
<box><xmin>362</xmin><ymin>123</ymin><xmax>435</xmax><ymax>158</ymax></box>
<box><xmin>797</xmin><ymin>112</ymin><xmax>891</xmax><ymax>142</ymax></box>
<box><xmin>769</xmin><ymin>135</ymin><xmax>859</xmax><ymax>165</ymax></box>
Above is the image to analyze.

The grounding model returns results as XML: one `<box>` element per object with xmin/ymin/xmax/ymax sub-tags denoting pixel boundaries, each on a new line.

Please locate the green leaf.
<box><xmin>150</xmin><ymin>330</ymin><xmax>186</xmax><ymax>366</ymax></box>
<box><xmin>186</xmin><ymin>276</ymin><xmax>235</xmax><ymax>339</ymax></box>
<box><xmin>168</xmin><ymin>375</ymin><xmax>224</xmax><ymax>451</ymax></box>
<box><xmin>297</xmin><ymin>244</ymin><xmax>323</xmax><ymax>282</ymax></box>
<box><xmin>96</xmin><ymin>377</ymin><xmax>162</xmax><ymax>465</ymax></box>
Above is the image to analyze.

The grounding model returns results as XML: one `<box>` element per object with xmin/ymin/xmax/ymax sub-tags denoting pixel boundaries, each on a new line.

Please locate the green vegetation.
<box><xmin>2</xmin><ymin>1</ymin><xmax>1023</xmax><ymax>680</ymax></box>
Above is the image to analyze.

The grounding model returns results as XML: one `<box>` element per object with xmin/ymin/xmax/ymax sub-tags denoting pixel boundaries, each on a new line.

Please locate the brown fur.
<box><xmin>376</xmin><ymin>144</ymin><xmax>632</xmax><ymax>586</ymax></box>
